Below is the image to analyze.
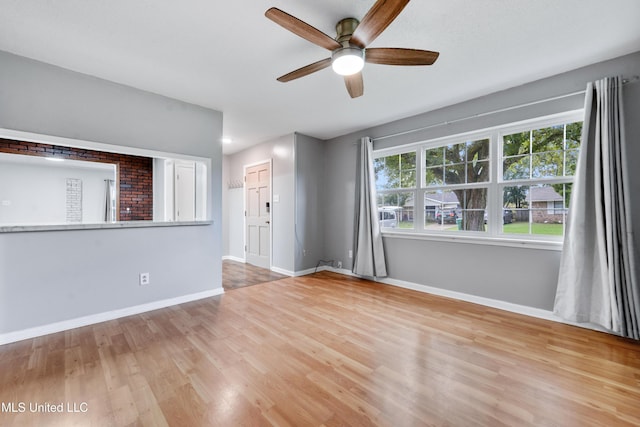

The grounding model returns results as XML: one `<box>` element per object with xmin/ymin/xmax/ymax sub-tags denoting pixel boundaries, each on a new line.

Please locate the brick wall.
<box><xmin>531</xmin><ymin>202</ymin><xmax>565</xmax><ymax>224</ymax></box>
<box><xmin>0</xmin><ymin>138</ymin><xmax>153</xmax><ymax>221</ymax></box>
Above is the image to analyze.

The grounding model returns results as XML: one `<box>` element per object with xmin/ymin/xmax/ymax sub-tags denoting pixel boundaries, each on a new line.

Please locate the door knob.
<box><xmin>265</xmin><ymin>221</ymin><xmax>270</xmax><ymax>224</ymax></box>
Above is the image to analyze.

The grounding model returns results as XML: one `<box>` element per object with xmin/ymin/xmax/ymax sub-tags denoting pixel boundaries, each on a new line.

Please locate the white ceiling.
<box><xmin>0</xmin><ymin>1</ymin><xmax>639</xmax><ymax>154</ymax></box>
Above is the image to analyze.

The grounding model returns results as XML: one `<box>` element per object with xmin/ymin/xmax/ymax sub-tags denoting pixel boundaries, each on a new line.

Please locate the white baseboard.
<box><xmin>222</xmin><ymin>255</ymin><xmax>245</xmax><ymax>263</ymax></box>
<box><xmin>271</xmin><ymin>266</ymin><xmax>294</xmax><ymax>276</ymax></box>
<box><xmin>272</xmin><ymin>265</ymin><xmax>330</xmax><ymax>277</ymax></box>
<box><xmin>326</xmin><ymin>267</ymin><xmax>608</xmax><ymax>333</ymax></box>
<box><xmin>0</xmin><ymin>288</ymin><xmax>225</xmax><ymax>346</ymax></box>
<box><xmin>294</xmin><ymin>266</ymin><xmax>330</xmax><ymax>277</ymax></box>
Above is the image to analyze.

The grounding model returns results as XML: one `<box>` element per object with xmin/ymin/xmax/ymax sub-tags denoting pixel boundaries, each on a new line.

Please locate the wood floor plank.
<box><xmin>1</xmin><ymin>271</ymin><xmax>639</xmax><ymax>426</ymax></box>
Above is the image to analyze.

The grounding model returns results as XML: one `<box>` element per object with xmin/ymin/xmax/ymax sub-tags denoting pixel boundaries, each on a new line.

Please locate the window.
<box><xmin>501</xmin><ymin>121</ymin><xmax>581</xmax><ymax>237</ymax></box>
<box><xmin>373</xmin><ymin>111</ymin><xmax>583</xmax><ymax>243</ymax></box>
<box><xmin>375</xmin><ymin>151</ymin><xmax>416</xmax><ymax>229</ymax></box>
<box><xmin>424</xmin><ymin>138</ymin><xmax>490</xmax><ymax>231</ymax></box>
<box><xmin>546</xmin><ymin>200</ymin><xmax>565</xmax><ymax>215</ymax></box>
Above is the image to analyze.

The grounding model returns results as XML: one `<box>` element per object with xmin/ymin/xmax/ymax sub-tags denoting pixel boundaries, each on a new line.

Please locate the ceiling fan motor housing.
<box><xmin>335</xmin><ymin>18</ymin><xmax>359</xmax><ymax>45</ymax></box>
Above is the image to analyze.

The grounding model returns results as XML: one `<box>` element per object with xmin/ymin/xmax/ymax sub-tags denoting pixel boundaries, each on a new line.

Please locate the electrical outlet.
<box><xmin>337</xmin><ymin>261</ymin><xmax>342</xmax><ymax>269</ymax></box>
<box><xmin>348</xmin><ymin>250</ymin><xmax>353</xmax><ymax>259</ymax></box>
<box><xmin>139</xmin><ymin>272</ymin><xmax>150</xmax><ymax>286</ymax></box>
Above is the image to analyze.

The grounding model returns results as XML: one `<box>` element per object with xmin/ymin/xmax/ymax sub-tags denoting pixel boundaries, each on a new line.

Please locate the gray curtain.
<box><xmin>353</xmin><ymin>137</ymin><xmax>387</xmax><ymax>278</ymax></box>
<box><xmin>554</xmin><ymin>76</ymin><xmax>639</xmax><ymax>339</ymax></box>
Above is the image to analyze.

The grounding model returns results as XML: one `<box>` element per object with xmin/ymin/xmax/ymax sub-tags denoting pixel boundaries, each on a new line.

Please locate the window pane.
<box><xmin>401</xmin><ymin>169</ymin><xmax>417</xmax><ymax>188</ymax></box>
<box><xmin>502</xmin><ymin>185</ymin><xmax>530</xmax><ymax>234</ymax></box>
<box><xmin>377</xmin><ymin>192</ymin><xmax>414</xmax><ymax>229</ymax></box>
<box><xmin>424</xmin><ymin>190</ymin><xmax>459</xmax><ymax>229</ymax></box>
<box><xmin>467</xmin><ymin>139</ymin><xmax>490</xmax><ymax>161</ymax></box>
<box><xmin>503</xmin><ymin>185</ymin><xmax>528</xmax><ymax>209</ymax></box>
<box><xmin>444</xmin><ymin>163</ymin><xmax>465</xmax><ymax>185</ymax></box>
<box><xmin>466</xmin><ymin>139</ymin><xmax>490</xmax><ymax>182</ymax></box>
<box><xmin>503</xmin><ymin>155</ymin><xmax>530</xmax><ymax>180</ymax></box>
<box><xmin>469</xmin><ymin>160</ymin><xmax>489</xmax><ymax>183</ymax></box>
<box><xmin>444</xmin><ymin>143</ymin><xmax>464</xmax><ymax>164</ymax></box>
<box><xmin>565</xmin><ymin>122</ymin><xmax>582</xmax><ymax>149</ymax></box>
<box><xmin>374</xmin><ymin>152</ymin><xmax>416</xmax><ymax>190</ymax></box>
<box><xmin>401</xmin><ymin>151</ymin><xmax>416</xmax><ymax>169</ymax></box>
<box><xmin>458</xmin><ymin>188</ymin><xmax>488</xmax><ymax>232</ymax></box>
<box><xmin>503</xmin><ymin>131</ymin><xmax>530</xmax><ymax>156</ymax></box>
<box><xmin>532</xmin><ymin>152</ymin><xmax>563</xmax><ymax>178</ymax></box>
<box><xmin>425</xmin><ymin>138</ymin><xmax>490</xmax><ymax>187</ymax></box>
<box><xmin>565</xmin><ymin>149</ymin><xmax>579</xmax><ymax>176</ymax></box>
<box><xmin>425</xmin><ymin>166</ymin><xmax>443</xmax><ymax>186</ymax></box>
<box><xmin>374</xmin><ymin>157</ymin><xmax>392</xmax><ymax>190</ymax></box>
<box><xmin>424</xmin><ymin>189</ymin><xmax>487</xmax><ymax>232</ymax></box>
<box><xmin>425</xmin><ymin>146</ymin><xmax>443</xmax><ymax>167</ymax></box>
<box><xmin>504</xmin><ymin>122</ymin><xmax>582</xmax><ymax>182</ymax></box>
<box><xmin>502</xmin><ymin>184</ymin><xmax>567</xmax><ymax>236</ymax></box>
<box><xmin>532</xmin><ymin>125</ymin><xmax>563</xmax><ymax>153</ymax></box>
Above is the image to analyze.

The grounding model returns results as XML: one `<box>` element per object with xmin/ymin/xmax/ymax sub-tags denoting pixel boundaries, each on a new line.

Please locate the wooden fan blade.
<box><xmin>365</xmin><ymin>48</ymin><xmax>439</xmax><ymax>65</ymax></box>
<box><xmin>265</xmin><ymin>8</ymin><xmax>341</xmax><ymax>51</ymax></box>
<box><xmin>277</xmin><ymin>58</ymin><xmax>332</xmax><ymax>82</ymax></box>
<box><xmin>350</xmin><ymin>0</ymin><xmax>410</xmax><ymax>48</ymax></box>
<box><xmin>344</xmin><ymin>72</ymin><xmax>364</xmax><ymax>98</ymax></box>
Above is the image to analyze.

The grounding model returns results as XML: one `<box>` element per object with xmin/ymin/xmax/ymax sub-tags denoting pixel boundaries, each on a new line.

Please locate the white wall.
<box><xmin>0</xmin><ymin>51</ymin><xmax>223</xmax><ymax>338</ymax></box>
<box><xmin>226</xmin><ymin>188</ymin><xmax>244</xmax><ymax>260</ymax></box>
<box><xmin>0</xmin><ymin>156</ymin><xmax>115</xmax><ymax>225</ymax></box>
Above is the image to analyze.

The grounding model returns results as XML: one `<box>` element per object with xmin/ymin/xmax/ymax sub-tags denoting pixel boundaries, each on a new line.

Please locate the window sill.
<box><xmin>0</xmin><ymin>220</ymin><xmax>213</xmax><ymax>233</ymax></box>
<box><xmin>381</xmin><ymin>230</ymin><xmax>563</xmax><ymax>251</ymax></box>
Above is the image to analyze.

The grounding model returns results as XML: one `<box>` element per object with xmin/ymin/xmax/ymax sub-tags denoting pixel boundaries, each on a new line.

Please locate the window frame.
<box><xmin>373</xmin><ymin>110</ymin><xmax>584</xmax><ymax>249</ymax></box>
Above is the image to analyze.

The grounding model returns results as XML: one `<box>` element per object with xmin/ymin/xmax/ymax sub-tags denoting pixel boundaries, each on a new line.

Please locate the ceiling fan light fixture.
<box><xmin>331</xmin><ymin>47</ymin><xmax>364</xmax><ymax>76</ymax></box>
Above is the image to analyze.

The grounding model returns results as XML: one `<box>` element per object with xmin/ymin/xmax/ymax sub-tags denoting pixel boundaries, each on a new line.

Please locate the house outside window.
<box><xmin>373</xmin><ymin>111</ymin><xmax>583</xmax><ymax>245</ymax></box>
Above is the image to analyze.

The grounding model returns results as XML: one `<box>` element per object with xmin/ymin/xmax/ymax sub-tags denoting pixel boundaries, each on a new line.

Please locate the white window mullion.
<box><xmin>489</xmin><ymin>130</ymin><xmax>500</xmax><ymax>237</ymax></box>
<box><xmin>415</xmin><ymin>148</ymin><xmax>425</xmax><ymax>230</ymax></box>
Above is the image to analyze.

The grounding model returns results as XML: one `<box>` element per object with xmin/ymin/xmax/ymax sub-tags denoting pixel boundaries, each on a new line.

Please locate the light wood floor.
<box><xmin>222</xmin><ymin>260</ymin><xmax>287</xmax><ymax>291</ymax></box>
<box><xmin>1</xmin><ymin>272</ymin><xmax>639</xmax><ymax>426</ymax></box>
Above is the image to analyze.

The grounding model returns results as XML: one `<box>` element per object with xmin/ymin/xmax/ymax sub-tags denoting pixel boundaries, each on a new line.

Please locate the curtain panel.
<box><xmin>353</xmin><ymin>137</ymin><xmax>387</xmax><ymax>278</ymax></box>
<box><xmin>554</xmin><ymin>76</ymin><xmax>639</xmax><ymax>339</ymax></box>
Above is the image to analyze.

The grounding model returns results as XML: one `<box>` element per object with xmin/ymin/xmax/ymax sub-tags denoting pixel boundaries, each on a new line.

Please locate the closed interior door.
<box><xmin>245</xmin><ymin>162</ymin><xmax>270</xmax><ymax>269</ymax></box>
<box><xmin>175</xmin><ymin>162</ymin><xmax>195</xmax><ymax>221</ymax></box>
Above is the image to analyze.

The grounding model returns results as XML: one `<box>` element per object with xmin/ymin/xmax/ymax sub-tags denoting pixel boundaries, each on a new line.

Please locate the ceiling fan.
<box><xmin>265</xmin><ymin>0</ymin><xmax>439</xmax><ymax>98</ymax></box>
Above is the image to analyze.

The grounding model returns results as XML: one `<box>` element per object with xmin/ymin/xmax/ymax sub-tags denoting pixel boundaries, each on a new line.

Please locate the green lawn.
<box><xmin>503</xmin><ymin>222</ymin><xmax>564</xmax><ymax>235</ymax></box>
<box><xmin>395</xmin><ymin>221</ymin><xmax>563</xmax><ymax>235</ymax></box>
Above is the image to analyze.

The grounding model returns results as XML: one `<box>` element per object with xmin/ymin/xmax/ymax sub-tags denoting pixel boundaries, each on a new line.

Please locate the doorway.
<box><xmin>244</xmin><ymin>161</ymin><xmax>271</xmax><ymax>269</ymax></box>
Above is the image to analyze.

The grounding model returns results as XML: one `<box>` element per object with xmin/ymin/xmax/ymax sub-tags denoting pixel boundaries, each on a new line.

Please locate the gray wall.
<box><xmin>294</xmin><ymin>133</ymin><xmax>325</xmax><ymax>271</ymax></box>
<box><xmin>223</xmin><ymin>134</ymin><xmax>296</xmax><ymax>273</ymax></box>
<box><xmin>222</xmin><ymin>132</ymin><xmax>324</xmax><ymax>274</ymax></box>
<box><xmin>323</xmin><ymin>51</ymin><xmax>640</xmax><ymax>310</ymax></box>
<box><xmin>0</xmin><ymin>51</ymin><xmax>223</xmax><ymax>334</ymax></box>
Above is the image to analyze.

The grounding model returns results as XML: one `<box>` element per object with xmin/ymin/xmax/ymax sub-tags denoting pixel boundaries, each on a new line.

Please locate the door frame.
<box><xmin>243</xmin><ymin>158</ymin><xmax>272</xmax><ymax>269</ymax></box>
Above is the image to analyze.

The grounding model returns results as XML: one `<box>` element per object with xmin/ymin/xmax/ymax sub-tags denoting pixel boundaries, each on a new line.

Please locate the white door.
<box><xmin>175</xmin><ymin>162</ymin><xmax>195</xmax><ymax>221</ymax></box>
<box><xmin>245</xmin><ymin>162</ymin><xmax>270</xmax><ymax>269</ymax></box>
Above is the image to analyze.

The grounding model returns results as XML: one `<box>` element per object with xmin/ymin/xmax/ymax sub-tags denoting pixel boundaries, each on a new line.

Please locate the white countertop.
<box><xmin>0</xmin><ymin>220</ymin><xmax>213</xmax><ymax>233</ymax></box>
